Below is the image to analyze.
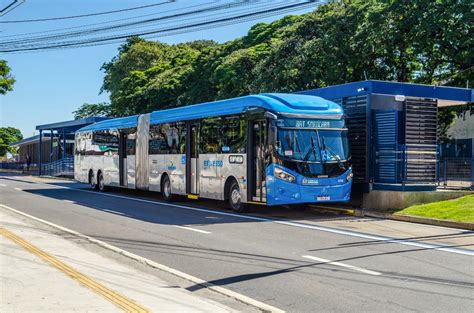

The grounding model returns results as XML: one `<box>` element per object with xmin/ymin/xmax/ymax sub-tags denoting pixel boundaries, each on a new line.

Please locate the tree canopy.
<box><xmin>0</xmin><ymin>60</ymin><xmax>15</xmax><ymax>95</ymax></box>
<box><xmin>75</xmin><ymin>0</ymin><xmax>473</xmax><ymax>119</ymax></box>
<box><xmin>0</xmin><ymin>127</ymin><xmax>23</xmax><ymax>156</ymax></box>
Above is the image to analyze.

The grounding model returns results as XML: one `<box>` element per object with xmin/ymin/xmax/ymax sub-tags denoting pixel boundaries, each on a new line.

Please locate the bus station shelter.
<box><xmin>299</xmin><ymin>80</ymin><xmax>473</xmax><ymax>209</ymax></box>
<box><xmin>35</xmin><ymin>117</ymin><xmax>109</xmax><ymax>175</ymax></box>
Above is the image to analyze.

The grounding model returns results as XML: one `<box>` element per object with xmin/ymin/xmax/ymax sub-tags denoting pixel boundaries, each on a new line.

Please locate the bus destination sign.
<box><xmin>276</xmin><ymin>119</ymin><xmax>344</xmax><ymax>129</ymax></box>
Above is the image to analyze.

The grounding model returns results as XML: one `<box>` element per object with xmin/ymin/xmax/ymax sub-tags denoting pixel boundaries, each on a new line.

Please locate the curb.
<box><xmin>0</xmin><ymin>204</ymin><xmax>284</xmax><ymax>313</ymax></box>
<box><xmin>308</xmin><ymin>205</ymin><xmax>356</xmax><ymax>215</ymax></box>
<box><xmin>362</xmin><ymin>210</ymin><xmax>474</xmax><ymax>231</ymax></box>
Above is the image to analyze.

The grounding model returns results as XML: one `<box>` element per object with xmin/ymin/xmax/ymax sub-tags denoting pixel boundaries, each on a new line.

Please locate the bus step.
<box><xmin>187</xmin><ymin>194</ymin><xmax>199</xmax><ymax>200</ymax></box>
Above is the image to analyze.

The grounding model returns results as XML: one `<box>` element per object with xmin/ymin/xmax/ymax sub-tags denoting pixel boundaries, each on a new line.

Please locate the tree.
<box><xmin>90</xmin><ymin>0</ymin><xmax>472</xmax><ymax>119</ymax></box>
<box><xmin>0</xmin><ymin>127</ymin><xmax>23</xmax><ymax>156</ymax></box>
<box><xmin>0</xmin><ymin>60</ymin><xmax>15</xmax><ymax>95</ymax></box>
<box><xmin>73</xmin><ymin>102</ymin><xmax>113</xmax><ymax>119</ymax></box>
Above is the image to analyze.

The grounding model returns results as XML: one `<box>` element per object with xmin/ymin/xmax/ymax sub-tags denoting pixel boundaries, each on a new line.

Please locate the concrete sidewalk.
<box><xmin>0</xmin><ymin>208</ymin><xmax>236</xmax><ymax>313</ymax></box>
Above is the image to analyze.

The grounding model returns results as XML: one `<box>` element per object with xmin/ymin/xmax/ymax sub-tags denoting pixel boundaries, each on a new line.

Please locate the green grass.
<box><xmin>395</xmin><ymin>195</ymin><xmax>474</xmax><ymax>223</ymax></box>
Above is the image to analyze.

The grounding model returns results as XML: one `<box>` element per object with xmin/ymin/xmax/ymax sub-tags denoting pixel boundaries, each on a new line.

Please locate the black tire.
<box><xmin>228</xmin><ymin>180</ymin><xmax>248</xmax><ymax>213</ymax></box>
<box><xmin>98</xmin><ymin>172</ymin><xmax>107</xmax><ymax>192</ymax></box>
<box><xmin>161</xmin><ymin>175</ymin><xmax>173</xmax><ymax>202</ymax></box>
<box><xmin>90</xmin><ymin>171</ymin><xmax>98</xmax><ymax>191</ymax></box>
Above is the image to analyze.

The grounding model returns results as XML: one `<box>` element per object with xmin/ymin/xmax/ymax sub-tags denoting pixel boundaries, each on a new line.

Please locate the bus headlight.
<box><xmin>274</xmin><ymin>167</ymin><xmax>296</xmax><ymax>183</ymax></box>
<box><xmin>346</xmin><ymin>172</ymin><xmax>353</xmax><ymax>182</ymax></box>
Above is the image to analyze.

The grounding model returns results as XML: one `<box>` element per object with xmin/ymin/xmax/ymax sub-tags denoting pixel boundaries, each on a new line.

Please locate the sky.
<box><xmin>0</xmin><ymin>0</ymin><xmax>318</xmax><ymax>138</ymax></box>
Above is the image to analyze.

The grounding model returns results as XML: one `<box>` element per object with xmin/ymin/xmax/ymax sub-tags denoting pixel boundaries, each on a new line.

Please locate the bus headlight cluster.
<box><xmin>347</xmin><ymin>172</ymin><xmax>353</xmax><ymax>182</ymax></box>
<box><xmin>274</xmin><ymin>167</ymin><xmax>296</xmax><ymax>183</ymax></box>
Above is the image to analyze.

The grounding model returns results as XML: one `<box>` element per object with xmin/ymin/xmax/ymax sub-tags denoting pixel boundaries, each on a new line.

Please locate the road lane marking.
<box><xmin>2</xmin><ymin>176</ymin><xmax>474</xmax><ymax>256</ymax></box>
<box><xmin>0</xmin><ymin>203</ymin><xmax>284</xmax><ymax>313</ymax></box>
<box><xmin>0</xmin><ymin>226</ymin><xmax>150</xmax><ymax>312</ymax></box>
<box><xmin>302</xmin><ymin>255</ymin><xmax>382</xmax><ymax>276</ymax></box>
<box><xmin>14</xmin><ymin>187</ymin><xmax>22</xmax><ymax>191</ymax></box>
<box><xmin>0</xmin><ymin>183</ymin><xmax>6</xmax><ymax>187</ymax></box>
<box><xmin>63</xmin><ymin>200</ymin><xmax>74</xmax><ymax>203</ymax></box>
<box><xmin>175</xmin><ymin>225</ymin><xmax>211</xmax><ymax>234</ymax></box>
<box><xmin>102</xmin><ymin>209</ymin><xmax>125</xmax><ymax>216</ymax></box>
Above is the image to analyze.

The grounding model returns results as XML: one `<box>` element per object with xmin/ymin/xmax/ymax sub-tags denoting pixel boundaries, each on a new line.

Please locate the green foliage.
<box><xmin>0</xmin><ymin>127</ymin><xmax>23</xmax><ymax>156</ymax></box>
<box><xmin>0</xmin><ymin>60</ymin><xmax>15</xmax><ymax>95</ymax></box>
<box><xmin>73</xmin><ymin>102</ymin><xmax>112</xmax><ymax>120</ymax></box>
<box><xmin>97</xmin><ymin>1</ymin><xmax>473</xmax><ymax>120</ymax></box>
<box><xmin>395</xmin><ymin>195</ymin><xmax>474</xmax><ymax>223</ymax></box>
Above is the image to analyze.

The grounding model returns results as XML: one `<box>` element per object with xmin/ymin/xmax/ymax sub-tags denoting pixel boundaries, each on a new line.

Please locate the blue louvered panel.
<box><xmin>373</xmin><ymin>110</ymin><xmax>400</xmax><ymax>183</ymax></box>
<box><xmin>335</xmin><ymin>95</ymin><xmax>368</xmax><ymax>182</ymax></box>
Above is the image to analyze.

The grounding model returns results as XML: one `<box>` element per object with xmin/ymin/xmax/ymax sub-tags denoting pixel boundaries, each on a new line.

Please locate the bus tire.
<box><xmin>228</xmin><ymin>180</ymin><xmax>248</xmax><ymax>213</ymax></box>
<box><xmin>161</xmin><ymin>174</ymin><xmax>173</xmax><ymax>202</ymax></box>
<box><xmin>97</xmin><ymin>171</ymin><xmax>107</xmax><ymax>192</ymax></box>
<box><xmin>89</xmin><ymin>170</ymin><xmax>98</xmax><ymax>191</ymax></box>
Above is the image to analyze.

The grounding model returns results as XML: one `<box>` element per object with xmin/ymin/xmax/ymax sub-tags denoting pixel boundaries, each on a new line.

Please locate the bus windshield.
<box><xmin>276</xmin><ymin>128</ymin><xmax>350</xmax><ymax>163</ymax></box>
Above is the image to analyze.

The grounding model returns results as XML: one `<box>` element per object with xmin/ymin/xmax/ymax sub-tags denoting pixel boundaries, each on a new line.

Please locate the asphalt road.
<box><xmin>1</xmin><ymin>173</ymin><xmax>473</xmax><ymax>312</ymax></box>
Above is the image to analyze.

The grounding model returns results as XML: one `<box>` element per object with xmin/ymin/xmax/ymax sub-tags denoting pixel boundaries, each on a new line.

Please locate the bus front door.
<box><xmin>186</xmin><ymin>122</ymin><xmax>199</xmax><ymax>195</ymax></box>
<box><xmin>249</xmin><ymin>119</ymin><xmax>267</xmax><ymax>202</ymax></box>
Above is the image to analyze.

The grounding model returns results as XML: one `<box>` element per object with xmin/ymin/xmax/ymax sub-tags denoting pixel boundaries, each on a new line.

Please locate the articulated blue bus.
<box><xmin>75</xmin><ymin>93</ymin><xmax>352</xmax><ymax>212</ymax></box>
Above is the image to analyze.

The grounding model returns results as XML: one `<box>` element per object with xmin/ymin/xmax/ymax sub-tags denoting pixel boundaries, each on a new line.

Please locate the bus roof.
<box><xmin>77</xmin><ymin>93</ymin><xmax>342</xmax><ymax>132</ymax></box>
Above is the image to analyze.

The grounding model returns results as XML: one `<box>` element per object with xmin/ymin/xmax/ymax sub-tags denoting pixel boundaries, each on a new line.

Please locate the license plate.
<box><xmin>317</xmin><ymin>196</ymin><xmax>330</xmax><ymax>201</ymax></box>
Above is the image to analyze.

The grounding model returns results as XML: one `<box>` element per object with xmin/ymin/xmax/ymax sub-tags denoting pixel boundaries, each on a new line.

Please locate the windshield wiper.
<box><xmin>321</xmin><ymin>137</ymin><xmax>346</xmax><ymax>171</ymax></box>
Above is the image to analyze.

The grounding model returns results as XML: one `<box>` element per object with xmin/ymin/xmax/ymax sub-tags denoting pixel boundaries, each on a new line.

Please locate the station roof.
<box><xmin>299</xmin><ymin>80</ymin><xmax>474</xmax><ymax>107</ymax></box>
<box><xmin>78</xmin><ymin>93</ymin><xmax>342</xmax><ymax>132</ymax></box>
<box><xmin>11</xmin><ymin>133</ymin><xmax>52</xmax><ymax>147</ymax></box>
<box><xmin>36</xmin><ymin>116</ymin><xmax>110</xmax><ymax>132</ymax></box>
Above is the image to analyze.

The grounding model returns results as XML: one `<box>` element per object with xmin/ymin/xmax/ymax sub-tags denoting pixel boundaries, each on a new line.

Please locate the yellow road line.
<box><xmin>0</xmin><ymin>227</ymin><xmax>150</xmax><ymax>312</ymax></box>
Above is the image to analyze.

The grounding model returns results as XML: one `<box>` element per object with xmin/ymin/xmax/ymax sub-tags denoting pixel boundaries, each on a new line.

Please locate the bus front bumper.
<box><xmin>265</xmin><ymin>165</ymin><xmax>352</xmax><ymax>206</ymax></box>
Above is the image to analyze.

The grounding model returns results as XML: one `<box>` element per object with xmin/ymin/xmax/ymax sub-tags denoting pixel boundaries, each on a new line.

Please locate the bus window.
<box><xmin>222</xmin><ymin>115</ymin><xmax>246</xmax><ymax>153</ymax></box>
<box><xmin>149</xmin><ymin>124</ymin><xmax>169</xmax><ymax>154</ymax></box>
<box><xmin>200</xmin><ymin>117</ymin><xmax>221</xmax><ymax>154</ymax></box>
<box><xmin>91</xmin><ymin>130</ymin><xmax>119</xmax><ymax>155</ymax></box>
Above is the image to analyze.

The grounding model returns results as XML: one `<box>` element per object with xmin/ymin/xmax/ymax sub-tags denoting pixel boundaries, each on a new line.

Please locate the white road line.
<box><xmin>63</xmin><ymin>200</ymin><xmax>74</xmax><ymax>203</ymax></box>
<box><xmin>0</xmin><ymin>203</ymin><xmax>284</xmax><ymax>313</ymax></box>
<box><xmin>0</xmin><ymin>183</ymin><xmax>6</xmax><ymax>187</ymax></box>
<box><xmin>302</xmin><ymin>255</ymin><xmax>382</xmax><ymax>276</ymax></box>
<box><xmin>102</xmin><ymin>209</ymin><xmax>125</xmax><ymax>216</ymax></box>
<box><xmin>175</xmin><ymin>225</ymin><xmax>211</xmax><ymax>234</ymax></box>
<box><xmin>14</xmin><ymin>187</ymin><xmax>22</xmax><ymax>191</ymax></box>
<box><xmin>2</xmin><ymin>176</ymin><xmax>474</xmax><ymax>256</ymax></box>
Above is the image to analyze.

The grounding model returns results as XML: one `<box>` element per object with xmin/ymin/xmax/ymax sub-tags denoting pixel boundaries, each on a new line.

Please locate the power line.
<box><xmin>0</xmin><ymin>1</ymin><xmax>173</xmax><ymax>23</ymax></box>
<box><xmin>0</xmin><ymin>0</ymin><xmax>25</xmax><ymax>17</ymax></box>
<box><xmin>0</xmin><ymin>1</ymin><xmax>320</xmax><ymax>53</ymax></box>
<box><xmin>0</xmin><ymin>1</ymin><xmax>250</xmax><ymax>46</ymax></box>
<box><xmin>0</xmin><ymin>1</ymin><xmax>215</xmax><ymax>39</ymax></box>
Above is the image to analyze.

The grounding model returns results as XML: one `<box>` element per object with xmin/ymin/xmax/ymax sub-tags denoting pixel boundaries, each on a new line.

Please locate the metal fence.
<box><xmin>40</xmin><ymin>156</ymin><xmax>74</xmax><ymax>177</ymax></box>
<box><xmin>437</xmin><ymin>158</ymin><xmax>473</xmax><ymax>190</ymax></box>
<box><xmin>0</xmin><ymin>162</ymin><xmax>25</xmax><ymax>170</ymax></box>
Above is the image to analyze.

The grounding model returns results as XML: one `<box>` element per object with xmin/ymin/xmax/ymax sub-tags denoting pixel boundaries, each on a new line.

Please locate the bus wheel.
<box><xmin>161</xmin><ymin>175</ymin><xmax>173</xmax><ymax>202</ymax></box>
<box><xmin>90</xmin><ymin>171</ymin><xmax>98</xmax><ymax>191</ymax></box>
<box><xmin>228</xmin><ymin>181</ymin><xmax>248</xmax><ymax>213</ymax></box>
<box><xmin>98</xmin><ymin>172</ymin><xmax>107</xmax><ymax>192</ymax></box>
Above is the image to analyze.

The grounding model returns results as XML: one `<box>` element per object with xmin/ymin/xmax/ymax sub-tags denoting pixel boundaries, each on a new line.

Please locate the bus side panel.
<box><xmin>127</xmin><ymin>155</ymin><xmax>136</xmax><ymax>189</ymax></box>
<box><xmin>169</xmin><ymin>154</ymin><xmax>186</xmax><ymax>195</ymax></box>
<box><xmin>216</xmin><ymin>153</ymin><xmax>247</xmax><ymax>202</ymax></box>
<box><xmin>198</xmin><ymin>153</ymin><xmax>220</xmax><ymax>200</ymax></box>
<box><xmin>102</xmin><ymin>154</ymin><xmax>119</xmax><ymax>186</ymax></box>
<box><xmin>74</xmin><ymin>131</ymin><xmax>92</xmax><ymax>183</ymax></box>
<box><xmin>149</xmin><ymin>154</ymin><xmax>160</xmax><ymax>192</ymax></box>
